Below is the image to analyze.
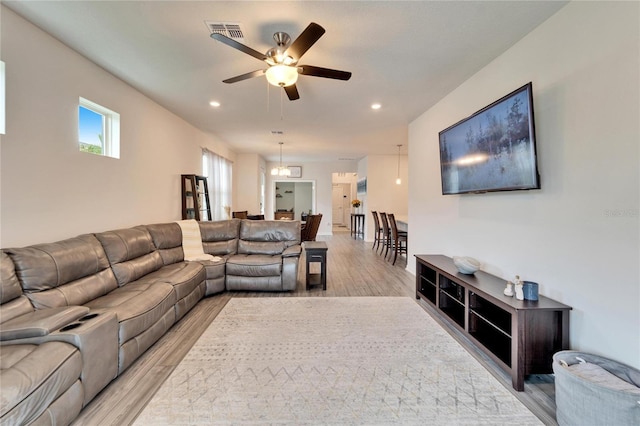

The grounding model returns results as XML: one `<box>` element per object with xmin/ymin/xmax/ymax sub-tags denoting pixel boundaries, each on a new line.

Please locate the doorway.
<box><xmin>272</xmin><ymin>180</ymin><xmax>316</xmax><ymax>220</ymax></box>
<box><xmin>331</xmin><ymin>183</ymin><xmax>350</xmax><ymax>227</ymax></box>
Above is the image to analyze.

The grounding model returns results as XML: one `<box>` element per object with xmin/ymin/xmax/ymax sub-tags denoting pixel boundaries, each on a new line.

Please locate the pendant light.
<box><xmin>395</xmin><ymin>144</ymin><xmax>402</xmax><ymax>185</ymax></box>
<box><xmin>271</xmin><ymin>142</ymin><xmax>291</xmax><ymax>176</ymax></box>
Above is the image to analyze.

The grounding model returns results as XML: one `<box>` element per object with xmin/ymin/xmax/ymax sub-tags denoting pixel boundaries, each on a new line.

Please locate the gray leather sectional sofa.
<box><xmin>0</xmin><ymin>219</ymin><xmax>301</xmax><ymax>425</ymax></box>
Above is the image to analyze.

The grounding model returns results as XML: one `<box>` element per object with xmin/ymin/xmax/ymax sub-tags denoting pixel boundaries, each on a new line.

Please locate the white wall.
<box><xmin>265</xmin><ymin>160</ymin><xmax>357</xmax><ymax>235</ymax></box>
<box><xmin>234</xmin><ymin>153</ymin><xmax>262</xmax><ymax>214</ymax></box>
<box><xmin>408</xmin><ymin>2</ymin><xmax>639</xmax><ymax>367</ymax></box>
<box><xmin>0</xmin><ymin>7</ymin><xmax>235</xmax><ymax>247</ymax></box>
<box><xmin>359</xmin><ymin>154</ymin><xmax>408</xmax><ymax>241</ymax></box>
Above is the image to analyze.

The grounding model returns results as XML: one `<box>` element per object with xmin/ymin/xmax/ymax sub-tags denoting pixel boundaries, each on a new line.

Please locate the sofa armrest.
<box><xmin>0</xmin><ymin>306</ymin><xmax>90</xmax><ymax>341</ymax></box>
<box><xmin>282</xmin><ymin>245</ymin><xmax>302</xmax><ymax>258</ymax></box>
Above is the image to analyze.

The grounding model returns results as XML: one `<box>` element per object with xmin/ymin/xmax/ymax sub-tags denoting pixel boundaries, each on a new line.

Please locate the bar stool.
<box><xmin>371</xmin><ymin>211</ymin><xmax>383</xmax><ymax>251</ymax></box>
<box><xmin>379</xmin><ymin>212</ymin><xmax>392</xmax><ymax>257</ymax></box>
<box><xmin>388</xmin><ymin>213</ymin><xmax>408</xmax><ymax>265</ymax></box>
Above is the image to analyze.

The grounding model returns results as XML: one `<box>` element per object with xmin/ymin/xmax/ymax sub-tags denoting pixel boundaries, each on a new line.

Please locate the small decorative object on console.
<box><xmin>514</xmin><ymin>275</ymin><xmax>524</xmax><ymax>300</ymax></box>
<box><xmin>523</xmin><ymin>281</ymin><xmax>539</xmax><ymax>301</ymax></box>
<box><xmin>452</xmin><ymin>256</ymin><xmax>480</xmax><ymax>274</ymax></box>
<box><xmin>504</xmin><ymin>280</ymin><xmax>514</xmax><ymax>297</ymax></box>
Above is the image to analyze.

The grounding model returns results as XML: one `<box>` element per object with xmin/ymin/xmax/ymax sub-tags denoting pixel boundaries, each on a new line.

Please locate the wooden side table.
<box><xmin>305</xmin><ymin>241</ymin><xmax>328</xmax><ymax>290</ymax></box>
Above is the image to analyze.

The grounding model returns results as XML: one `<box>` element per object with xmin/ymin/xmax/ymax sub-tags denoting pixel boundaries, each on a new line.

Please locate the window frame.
<box><xmin>78</xmin><ymin>97</ymin><xmax>120</xmax><ymax>158</ymax></box>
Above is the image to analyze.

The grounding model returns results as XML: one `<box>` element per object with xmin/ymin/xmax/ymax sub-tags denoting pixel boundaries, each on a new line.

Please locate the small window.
<box><xmin>78</xmin><ymin>97</ymin><xmax>120</xmax><ymax>158</ymax></box>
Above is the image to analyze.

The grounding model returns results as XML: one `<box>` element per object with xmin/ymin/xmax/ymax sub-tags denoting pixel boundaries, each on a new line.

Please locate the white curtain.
<box><xmin>202</xmin><ymin>149</ymin><xmax>232</xmax><ymax>220</ymax></box>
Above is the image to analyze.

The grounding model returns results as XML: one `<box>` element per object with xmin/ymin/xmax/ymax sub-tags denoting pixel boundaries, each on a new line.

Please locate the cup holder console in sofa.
<box><xmin>80</xmin><ymin>313</ymin><xmax>100</xmax><ymax>321</ymax></box>
<box><xmin>60</xmin><ymin>323</ymin><xmax>82</xmax><ymax>331</ymax></box>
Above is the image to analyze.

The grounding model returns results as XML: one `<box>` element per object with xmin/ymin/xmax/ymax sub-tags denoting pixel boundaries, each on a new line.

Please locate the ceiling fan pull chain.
<box><xmin>280</xmin><ymin>88</ymin><xmax>284</xmax><ymax>121</ymax></box>
<box><xmin>266</xmin><ymin>79</ymin><xmax>270</xmax><ymax>113</ymax></box>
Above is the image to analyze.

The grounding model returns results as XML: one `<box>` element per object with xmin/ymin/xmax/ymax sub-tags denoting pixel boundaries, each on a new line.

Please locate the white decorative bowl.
<box><xmin>453</xmin><ymin>256</ymin><xmax>481</xmax><ymax>275</ymax></box>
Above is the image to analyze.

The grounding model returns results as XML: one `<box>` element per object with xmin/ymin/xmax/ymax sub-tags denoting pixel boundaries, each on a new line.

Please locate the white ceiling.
<box><xmin>4</xmin><ymin>1</ymin><xmax>567</xmax><ymax>162</ymax></box>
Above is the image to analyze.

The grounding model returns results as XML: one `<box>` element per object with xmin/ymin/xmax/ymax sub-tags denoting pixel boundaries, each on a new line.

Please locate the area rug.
<box><xmin>134</xmin><ymin>297</ymin><xmax>542</xmax><ymax>425</ymax></box>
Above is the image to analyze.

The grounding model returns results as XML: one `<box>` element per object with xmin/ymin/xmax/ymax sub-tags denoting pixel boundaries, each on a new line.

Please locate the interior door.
<box><xmin>331</xmin><ymin>185</ymin><xmax>345</xmax><ymax>226</ymax></box>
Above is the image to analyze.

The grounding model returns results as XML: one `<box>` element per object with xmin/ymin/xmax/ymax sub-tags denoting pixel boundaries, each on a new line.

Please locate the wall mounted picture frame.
<box><xmin>288</xmin><ymin>166</ymin><xmax>302</xmax><ymax>178</ymax></box>
<box><xmin>357</xmin><ymin>178</ymin><xmax>367</xmax><ymax>194</ymax></box>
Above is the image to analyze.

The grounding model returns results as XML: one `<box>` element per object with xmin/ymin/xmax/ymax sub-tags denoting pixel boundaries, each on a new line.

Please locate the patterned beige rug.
<box><xmin>134</xmin><ymin>297</ymin><xmax>542</xmax><ymax>425</ymax></box>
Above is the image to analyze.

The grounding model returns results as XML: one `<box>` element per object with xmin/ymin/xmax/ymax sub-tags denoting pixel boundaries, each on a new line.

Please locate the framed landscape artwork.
<box><xmin>439</xmin><ymin>82</ymin><xmax>540</xmax><ymax>195</ymax></box>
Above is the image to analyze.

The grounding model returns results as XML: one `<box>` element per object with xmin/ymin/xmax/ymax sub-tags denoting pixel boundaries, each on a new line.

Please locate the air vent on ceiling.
<box><xmin>205</xmin><ymin>21</ymin><xmax>246</xmax><ymax>42</ymax></box>
<box><xmin>271</xmin><ymin>130</ymin><xmax>284</xmax><ymax>135</ymax></box>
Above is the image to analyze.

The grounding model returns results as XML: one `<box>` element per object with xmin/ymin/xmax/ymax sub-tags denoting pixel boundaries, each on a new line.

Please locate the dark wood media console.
<box><xmin>415</xmin><ymin>255</ymin><xmax>572</xmax><ymax>391</ymax></box>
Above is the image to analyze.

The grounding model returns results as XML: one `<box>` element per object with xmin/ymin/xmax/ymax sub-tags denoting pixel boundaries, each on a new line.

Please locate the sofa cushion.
<box><xmin>94</xmin><ymin>228</ymin><xmax>163</xmax><ymax>287</ymax></box>
<box><xmin>84</xmin><ymin>281</ymin><xmax>176</xmax><ymax>344</ymax></box>
<box><xmin>238</xmin><ymin>240</ymin><xmax>286</xmax><ymax>255</ymax></box>
<box><xmin>238</xmin><ymin>220</ymin><xmax>301</xmax><ymax>255</ymax></box>
<box><xmin>199</xmin><ymin>257</ymin><xmax>227</xmax><ymax>280</ymax></box>
<box><xmin>196</xmin><ymin>257</ymin><xmax>227</xmax><ymax>296</ymax></box>
<box><xmin>226</xmin><ymin>254</ymin><xmax>282</xmax><ymax>277</ymax></box>
<box><xmin>226</xmin><ymin>275</ymin><xmax>284</xmax><ymax>291</ymax></box>
<box><xmin>144</xmin><ymin>223</ymin><xmax>184</xmax><ymax>265</ymax></box>
<box><xmin>5</xmin><ymin>235</ymin><xmax>118</xmax><ymax>309</ymax></box>
<box><xmin>29</xmin><ymin>380</ymin><xmax>83</xmax><ymax>426</ymax></box>
<box><xmin>0</xmin><ymin>297</ymin><xmax>34</xmax><ymax>326</ymax></box>
<box><xmin>0</xmin><ymin>342</ymin><xmax>82</xmax><ymax>425</ymax></box>
<box><xmin>0</xmin><ymin>252</ymin><xmax>35</xmax><ymax>324</ymax></box>
<box><xmin>6</xmin><ymin>234</ymin><xmax>114</xmax><ymax>289</ymax></box>
<box><xmin>145</xmin><ymin>262</ymin><xmax>205</xmax><ymax>301</ymax></box>
<box><xmin>0</xmin><ymin>252</ymin><xmax>22</xmax><ymax>305</ymax></box>
<box><xmin>200</xmin><ymin>219</ymin><xmax>240</xmax><ymax>255</ymax></box>
<box><xmin>28</xmin><ymin>269</ymin><xmax>119</xmax><ymax>310</ymax></box>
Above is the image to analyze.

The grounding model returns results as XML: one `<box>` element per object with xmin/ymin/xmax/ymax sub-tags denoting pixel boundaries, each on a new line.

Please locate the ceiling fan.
<box><xmin>210</xmin><ymin>22</ymin><xmax>352</xmax><ymax>101</ymax></box>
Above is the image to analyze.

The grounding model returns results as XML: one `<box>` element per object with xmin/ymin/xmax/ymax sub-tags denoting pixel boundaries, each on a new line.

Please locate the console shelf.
<box><xmin>415</xmin><ymin>254</ymin><xmax>571</xmax><ymax>391</ymax></box>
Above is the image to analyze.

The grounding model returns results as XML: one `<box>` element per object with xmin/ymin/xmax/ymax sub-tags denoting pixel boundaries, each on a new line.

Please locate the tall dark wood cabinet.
<box><xmin>415</xmin><ymin>254</ymin><xmax>572</xmax><ymax>391</ymax></box>
<box><xmin>181</xmin><ymin>174</ymin><xmax>211</xmax><ymax>220</ymax></box>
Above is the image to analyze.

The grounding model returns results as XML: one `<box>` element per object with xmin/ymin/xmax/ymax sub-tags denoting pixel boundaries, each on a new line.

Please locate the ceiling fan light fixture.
<box><xmin>265</xmin><ymin>65</ymin><xmax>298</xmax><ymax>87</ymax></box>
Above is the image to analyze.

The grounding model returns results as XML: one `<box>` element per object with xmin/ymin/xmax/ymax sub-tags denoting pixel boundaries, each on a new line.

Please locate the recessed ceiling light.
<box><xmin>209</xmin><ymin>101</ymin><xmax>221</xmax><ymax>107</ymax></box>
<box><xmin>371</xmin><ymin>103</ymin><xmax>381</xmax><ymax>110</ymax></box>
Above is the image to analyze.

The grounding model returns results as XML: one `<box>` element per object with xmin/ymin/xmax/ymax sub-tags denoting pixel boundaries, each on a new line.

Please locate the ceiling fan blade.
<box><xmin>210</xmin><ymin>33</ymin><xmax>268</xmax><ymax>62</ymax></box>
<box><xmin>222</xmin><ymin>69</ymin><xmax>266</xmax><ymax>84</ymax></box>
<box><xmin>284</xmin><ymin>22</ymin><xmax>325</xmax><ymax>61</ymax></box>
<box><xmin>298</xmin><ymin>65</ymin><xmax>352</xmax><ymax>81</ymax></box>
<box><xmin>284</xmin><ymin>84</ymin><xmax>300</xmax><ymax>101</ymax></box>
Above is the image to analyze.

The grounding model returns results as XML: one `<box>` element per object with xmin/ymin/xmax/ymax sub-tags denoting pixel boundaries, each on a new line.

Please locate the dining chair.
<box><xmin>301</xmin><ymin>213</ymin><xmax>323</xmax><ymax>242</ymax></box>
<box><xmin>388</xmin><ymin>213</ymin><xmax>408</xmax><ymax>265</ymax></box>
<box><xmin>232</xmin><ymin>210</ymin><xmax>248</xmax><ymax>219</ymax></box>
<box><xmin>371</xmin><ymin>211</ymin><xmax>383</xmax><ymax>251</ymax></box>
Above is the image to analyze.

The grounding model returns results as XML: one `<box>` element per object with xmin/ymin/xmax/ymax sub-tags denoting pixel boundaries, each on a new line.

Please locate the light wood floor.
<box><xmin>72</xmin><ymin>233</ymin><xmax>557</xmax><ymax>425</ymax></box>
